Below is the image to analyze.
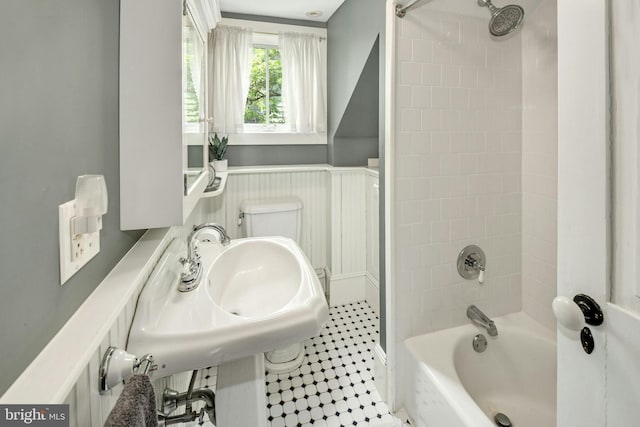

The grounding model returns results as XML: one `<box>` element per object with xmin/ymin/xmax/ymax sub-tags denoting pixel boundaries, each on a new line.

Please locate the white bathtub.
<box><xmin>404</xmin><ymin>312</ymin><xmax>556</xmax><ymax>427</ymax></box>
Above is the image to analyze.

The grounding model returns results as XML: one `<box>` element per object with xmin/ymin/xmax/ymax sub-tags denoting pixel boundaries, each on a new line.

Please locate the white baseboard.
<box><xmin>365</xmin><ymin>273</ymin><xmax>380</xmax><ymax>315</ymax></box>
<box><xmin>329</xmin><ymin>273</ymin><xmax>367</xmax><ymax>307</ymax></box>
<box><xmin>373</xmin><ymin>343</ymin><xmax>387</xmax><ymax>402</ymax></box>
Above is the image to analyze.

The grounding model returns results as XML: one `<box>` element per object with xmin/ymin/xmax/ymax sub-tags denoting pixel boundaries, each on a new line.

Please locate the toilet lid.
<box><xmin>240</xmin><ymin>198</ymin><xmax>302</xmax><ymax>214</ymax></box>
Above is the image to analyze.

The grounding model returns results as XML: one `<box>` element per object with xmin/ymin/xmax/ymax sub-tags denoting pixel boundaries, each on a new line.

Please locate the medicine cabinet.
<box><xmin>119</xmin><ymin>0</ymin><xmax>220</xmax><ymax>230</ymax></box>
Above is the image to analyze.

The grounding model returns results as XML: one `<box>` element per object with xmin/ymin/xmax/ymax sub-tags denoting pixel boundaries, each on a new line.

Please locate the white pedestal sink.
<box><xmin>216</xmin><ymin>354</ymin><xmax>268</xmax><ymax>427</ymax></box>
<box><xmin>127</xmin><ymin>236</ymin><xmax>329</xmax><ymax>425</ymax></box>
<box><xmin>209</xmin><ymin>239</ymin><xmax>307</xmax><ymax>318</ymax></box>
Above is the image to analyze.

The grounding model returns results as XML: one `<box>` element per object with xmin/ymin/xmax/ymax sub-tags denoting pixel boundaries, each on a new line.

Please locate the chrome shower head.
<box><xmin>478</xmin><ymin>0</ymin><xmax>525</xmax><ymax>37</ymax></box>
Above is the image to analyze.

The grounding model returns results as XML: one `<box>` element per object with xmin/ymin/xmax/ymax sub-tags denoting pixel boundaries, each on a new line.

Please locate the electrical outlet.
<box><xmin>59</xmin><ymin>200</ymin><xmax>100</xmax><ymax>285</ymax></box>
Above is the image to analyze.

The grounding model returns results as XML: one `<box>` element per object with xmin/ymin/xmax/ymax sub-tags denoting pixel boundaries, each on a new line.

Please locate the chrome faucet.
<box><xmin>179</xmin><ymin>223</ymin><xmax>230</xmax><ymax>292</ymax></box>
<box><xmin>467</xmin><ymin>305</ymin><xmax>498</xmax><ymax>336</ymax></box>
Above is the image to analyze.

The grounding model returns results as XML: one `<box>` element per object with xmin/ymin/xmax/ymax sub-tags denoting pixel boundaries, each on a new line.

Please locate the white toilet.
<box><xmin>240</xmin><ymin>198</ymin><xmax>306</xmax><ymax>374</ymax></box>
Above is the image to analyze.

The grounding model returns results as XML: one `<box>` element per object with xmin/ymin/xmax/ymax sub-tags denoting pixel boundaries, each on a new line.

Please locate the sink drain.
<box><xmin>229</xmin><ymin>310</ymin><xmax>241</xmax><ymax>316</ymax></box>
<box><xmin>494</xmin><ymin>412</ymin><xmax>512</xmax><ymax>427</ymax></box>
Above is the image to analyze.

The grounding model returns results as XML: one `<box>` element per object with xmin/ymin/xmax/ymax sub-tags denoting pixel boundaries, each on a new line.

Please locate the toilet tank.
<box><xmin>240</xmin><ymin>198</ymin><xmax>303</xmax><ymax>243</ymax></box>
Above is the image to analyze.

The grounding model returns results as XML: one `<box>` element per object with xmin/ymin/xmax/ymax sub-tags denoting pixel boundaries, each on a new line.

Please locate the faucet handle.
<box><xmin>457</xmin><ymin>245</ymin><xmax>486</xmax><ymax>283</ymax></box>
<box><xmin>179</xmin><ymin>256</ymin><xmax>198</xmax><ymax>275</ymax></box>
<box><xmin>191</xmin><ymin>241</ymin><xmax>201</xmax><ymax>259</ymax></box>
<box><xmin>179</xmin><ymin>257</ymin><xmax>191</xmax><ymax>275</ymax></box>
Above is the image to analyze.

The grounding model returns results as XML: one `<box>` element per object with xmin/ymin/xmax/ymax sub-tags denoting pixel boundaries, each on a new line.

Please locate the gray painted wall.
<box><xmin>226</xmin><ymin>145</ymin><xmax>328</xmax><ymax>166</ymax></box>
<box><xmin>331</xmin><ymin>38</ymin><xmax>380</xmax><ymax>166</ymax></box>
<box><xmin>327</xmin><ymin>0</ymin><xmax>386</xmax><ymax>349</ymax></box>
<box><xmin>221</xmin><ymin>12</ymin><xmax>327</xmax><ymax>28</ymax></box>
<box><xmin>191</xmin><ymin>144</ymin><xmax>328</xmax><ymax>167</ymax></box>
<box><xmin>326</xmin><ymin>0</ymin><xmax>385</xmax><ymax>167</ymax></box>
<box><xmin>0</xmin><ymin>0</ymin><xmax>144</xmax><ymax>395</ymax></box>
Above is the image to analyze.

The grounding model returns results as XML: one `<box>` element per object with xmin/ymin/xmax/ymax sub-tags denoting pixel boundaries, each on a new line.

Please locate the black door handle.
<box><xmin>573</xmin><ymin>294</ymin><xmax>604</xmax><ymax>326</ymax></box>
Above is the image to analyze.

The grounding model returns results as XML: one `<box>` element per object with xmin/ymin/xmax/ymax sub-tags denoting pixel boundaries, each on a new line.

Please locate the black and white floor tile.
<box><xmin>197</xmin><ymin>301</ymin><xmax>401</xmax><ymax>427</ymax></box>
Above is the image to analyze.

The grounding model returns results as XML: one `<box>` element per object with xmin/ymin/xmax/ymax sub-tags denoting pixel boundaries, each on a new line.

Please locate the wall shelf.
<box><xmin>201</xmin><ymin>172</ymin><xmax>228</xmax><ymax>198</ymax></box>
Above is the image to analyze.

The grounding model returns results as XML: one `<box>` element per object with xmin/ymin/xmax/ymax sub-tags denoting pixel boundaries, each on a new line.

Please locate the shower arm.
<box><xmin>395</xmin><ymin>0</ymin><xmax>423</xmax><ymax>18</ymax></box>
<box><xmin>478</xmin><ymin>0</ymin><xmax>499</xmax><ymax>15</ymax></box>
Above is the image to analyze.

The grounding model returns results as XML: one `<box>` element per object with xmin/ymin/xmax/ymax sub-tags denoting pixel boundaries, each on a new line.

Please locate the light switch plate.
<box><xmin>59</xmin><ymin>200</ymin><xmax>100</xmax><ymax>285</ymax></box>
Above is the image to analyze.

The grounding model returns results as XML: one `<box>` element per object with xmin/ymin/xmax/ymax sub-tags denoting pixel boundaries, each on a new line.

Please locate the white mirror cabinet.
<box><xmin>119</xmin><ymin>0</ymin><xmax>220</xmax><ymax>230</ymax></box>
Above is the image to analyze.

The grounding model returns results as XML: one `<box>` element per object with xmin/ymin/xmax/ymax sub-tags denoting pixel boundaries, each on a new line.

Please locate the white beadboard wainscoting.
<box><xmin>0</xmin><ymin>166</ymin><xmax>381</xmax><ymax>424</ymax></box>
<box><xmin>206</xmin><ymin>166</ymin><xmax>330</xmax><ymax>270</ymax></box>
<box><xmin>205</xmin><ymin>165</ymin><xmax>380</xmax><ymax>311</ymax></box>
<box><xmin>330</xmin><ymin>169</ymin><xmax>367</xmax><ymax>306</ymax></box>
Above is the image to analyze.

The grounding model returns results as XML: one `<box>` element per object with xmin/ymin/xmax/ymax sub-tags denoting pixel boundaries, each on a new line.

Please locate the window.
<box><xmin>214</xmin><ymin>18</ymin><xmax>328</xmax><ymax>144</ymax></box>
<box><xmin>244</xmin><ymin>46</ymin><xmax>285</xmax><ymax>130</ymax></box>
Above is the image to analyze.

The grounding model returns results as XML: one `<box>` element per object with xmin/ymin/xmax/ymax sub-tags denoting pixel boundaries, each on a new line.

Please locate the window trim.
<box><xmin>231</xmin><ymin>132</ymin><xmax>327</xmax><ymax>146</ymax></box>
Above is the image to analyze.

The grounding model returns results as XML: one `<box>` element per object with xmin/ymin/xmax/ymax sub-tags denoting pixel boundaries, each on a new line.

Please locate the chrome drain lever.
<box><xmin>473</xmin><ymin>334</ymin><xmax>488</xmax><ymax>353</ymax></box>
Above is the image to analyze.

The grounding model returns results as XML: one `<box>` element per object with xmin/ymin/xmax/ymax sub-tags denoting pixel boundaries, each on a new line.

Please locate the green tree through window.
<box><xmin>245</xmin><ymin>47</ymin><xmax>284</xmax><ymax>126</ymax></box>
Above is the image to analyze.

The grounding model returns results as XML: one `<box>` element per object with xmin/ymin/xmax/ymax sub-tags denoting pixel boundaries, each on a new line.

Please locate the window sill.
<box><xmin>230</xmin><ymin>132</ymin><xmax>327</xmax><ymax>146</ymax></box>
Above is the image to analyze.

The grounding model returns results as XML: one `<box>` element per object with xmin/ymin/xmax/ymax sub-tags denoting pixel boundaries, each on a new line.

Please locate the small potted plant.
<box><xmin>208</xmin><ymin>133</ymin><xmax>228</xmax><ymax>172</ymax></box>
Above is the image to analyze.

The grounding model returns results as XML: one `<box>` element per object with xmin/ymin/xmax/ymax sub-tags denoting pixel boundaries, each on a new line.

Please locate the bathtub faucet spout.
<box><xmin>467</xmin><ymin>305</ymin><xmax>498</xmax><ymax>336</ymax></box>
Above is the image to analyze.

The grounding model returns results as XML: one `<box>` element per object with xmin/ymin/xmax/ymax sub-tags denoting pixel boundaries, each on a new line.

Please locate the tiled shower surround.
<box><xmin>521</xmin><ymin>0</ymin><xmax>558</xmax><ymax>331</ymax></box>
<box><xmin>391</xmin><ymin>0</ymin><xmax>561</xmax><ymax>411</ymax></box>
<box><xmin>393</xmin><ymin>6</ymin><xmax>523</xmax><ymax>348</ymax></box>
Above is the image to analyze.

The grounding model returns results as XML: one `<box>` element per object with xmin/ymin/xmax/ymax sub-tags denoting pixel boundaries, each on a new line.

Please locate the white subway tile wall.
<box><xmin>521</xmin><ymin>0</ymin><xmax>558</xmax><ymax>331</ymax></box>
<box><xmin>393</xmin><ymin>7</ymin><xmax>524</xmax><ymax>347</ymax></box>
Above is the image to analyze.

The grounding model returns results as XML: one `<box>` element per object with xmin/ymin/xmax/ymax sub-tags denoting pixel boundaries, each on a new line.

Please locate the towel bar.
<box><xmin>99</xmin><ymin>346</ymin><xmax>157</xmax><ymax>394</ymax></box>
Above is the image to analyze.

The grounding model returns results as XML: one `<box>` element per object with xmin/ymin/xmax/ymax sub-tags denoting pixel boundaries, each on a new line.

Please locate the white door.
<box><xmin>557</xmin><ymin>2</ymin><xmax>607</xmax><ymax>425</ymax></box>
<box><xmin>558</xmin><ymin>1</ymin><xmax>640</xmax><ymax>426</ymax></box>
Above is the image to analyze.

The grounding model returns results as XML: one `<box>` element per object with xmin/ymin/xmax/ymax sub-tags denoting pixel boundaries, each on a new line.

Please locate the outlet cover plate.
<box><xmin>59</xmin><ymin>200</ymin><xmax>100</xmax><ymax>285</ymax></box>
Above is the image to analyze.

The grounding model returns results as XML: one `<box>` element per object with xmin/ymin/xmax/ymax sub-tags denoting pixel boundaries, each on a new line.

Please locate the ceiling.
<box><xmin>218</xmin><ymin>0</ymin><xmax>347</xmax><ymax>23</ymax></box>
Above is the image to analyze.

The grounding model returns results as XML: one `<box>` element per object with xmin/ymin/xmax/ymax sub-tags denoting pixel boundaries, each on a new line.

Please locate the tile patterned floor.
<box><xmin>197</xmin><ymin>301</ymin><xmax>401</xmax><ymax>426</ymax></box>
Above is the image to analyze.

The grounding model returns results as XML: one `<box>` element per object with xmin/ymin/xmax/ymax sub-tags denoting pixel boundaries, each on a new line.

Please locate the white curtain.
<box><xmin>280</xmin><ymin>32</ymin><xmax>327</xmax><ymax>134</ymax></box>
<box><xmin>209</xmin><ymin>25</ymin><xmax>253</xmax><ymax>134</ymax></box>
<box><xmin>203</xmin><ymin>0</ymin><xmax>222</xmax><ymax>30</ymax></box>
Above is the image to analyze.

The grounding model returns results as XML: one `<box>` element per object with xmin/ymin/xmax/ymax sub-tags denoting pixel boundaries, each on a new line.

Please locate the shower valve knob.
<box><xmin>457</xmin><ymin>245</ymin><xmax>486</xmax><ymax>282</ymax></box>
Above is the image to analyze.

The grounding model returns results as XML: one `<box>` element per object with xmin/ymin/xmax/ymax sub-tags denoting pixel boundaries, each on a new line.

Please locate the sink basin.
<box><xmin>127</xmin><ymin>236</ymin><xmax>329</xmax><ymax>378</ymax></box>
<box><xmin>209</xmin><ymin>240</ymin><xmax>303</xmax><ymax>318</ymax></box>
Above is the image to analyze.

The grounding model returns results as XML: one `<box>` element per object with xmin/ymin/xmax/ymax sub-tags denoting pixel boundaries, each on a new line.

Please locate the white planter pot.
<box><xmin>213</xmin><ymin>159</ymin><xmax>228</xmax><ymax>172</ymax></box>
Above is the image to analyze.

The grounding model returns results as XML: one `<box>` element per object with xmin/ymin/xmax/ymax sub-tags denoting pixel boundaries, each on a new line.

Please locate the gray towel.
<box><xmin>104</xmin><ymin>374</ymin><xmax>158</xmax><ymax>427</ymax></box>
